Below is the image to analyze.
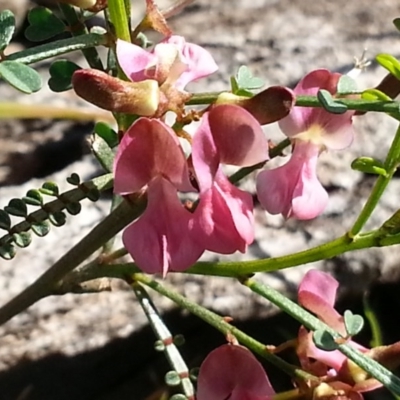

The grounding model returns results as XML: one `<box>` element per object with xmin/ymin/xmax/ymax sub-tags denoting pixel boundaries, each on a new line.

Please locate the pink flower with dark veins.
<box><xmin>197</xmin><ymin>344</ymin><xmax>275</xmax><ymax>400</ymax></box>
<box><xmin>257</xmin><ymin>69</ymin><xmax>355</xmax><ymax>220</ymax></box>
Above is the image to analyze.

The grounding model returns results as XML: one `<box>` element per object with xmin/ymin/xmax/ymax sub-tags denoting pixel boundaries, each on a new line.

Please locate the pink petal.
<box><xmin>162</xmin><ymin>35</ymin><xmax>218</xmax><ymax>89</ymax></box>
<box><xmin>207</xmin><ymin>105</ymin><xmax>269</xmax><ymax>166</ymax></box>
<box><xmin>114</xmin><ymin>118</ymin><xmax>192</xmax><ymax>195</ymax></box>
<box><xmin>116</xmin><ymin>39</ymin><xmax>156</xmax><ymax>82</ymax></box>
<box><xmin>197</xmin><ymin>344</ymin><xmax>275</xmax><ymax>400</ymax></box>
<box><xmin>122</xmin><ymin>177</ymin><xmax>204</xmax><ymax>275</ymax></box>
<box><xmin>193</xmin><ymin>170</ymin><xmax>254</xmax><ymax>254</ymax></box>
<box><xmin>278</xmin><ymin>69</ymin><xmax>355</xmax><ymax>150</ymax></box>
<box><xmin>298</xmin><ymin>270</ymin><xmax>345</xmax><ymax>334</ymax></box>
<box><xmin>256</xmin><ymin>142</ymin><xmax>328</xmax><ymax>220</ymax></box>
<box><xmin>192</xmin><ymin>112</ymin><xmax>220</xmax><ymax>190</ymax></box>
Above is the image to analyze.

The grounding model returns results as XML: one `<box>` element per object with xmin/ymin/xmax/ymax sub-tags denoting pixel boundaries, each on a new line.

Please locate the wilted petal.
<box><xmin>256</xmin><ymin>142</ymin><xmax>328</xmax><ymax>220</ymax></box>
<box><xmin>279</xmin><ymin>69</ymin><xmax>354</xmax><ymax>150</ymax></box>
<box><xmin>193</xmin><ymin>170</ymin><xmax>254</xmax><ymax>254</ymax></box>
<box><xmin>197</xmin><ymin>344</ymin><xmax>275</xmax><ymax>400</ymax></box>
<box><xmin>298</xmin><ymin>270</ymin><xmax>345</xmax><ymax>334</ymax></box>
<box><xmin>123</xmin><ymin>177</ymin><xmax>204</xmax><ymax>275</ymax></box>
<box><xmin>163</xmin><ymin>35</ymin><xmax>218</xmax><ymax>89</ymax></box>
<box><xmin>114</xmin><ymin>118</ymin><xmax>192</xmax><ymax>195</ymax></box>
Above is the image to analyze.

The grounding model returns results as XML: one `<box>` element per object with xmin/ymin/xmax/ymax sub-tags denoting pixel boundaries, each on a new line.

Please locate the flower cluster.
<box><xmin>73</xmin><ymin>34</ymin><xmax>355</xmax><ymax>275</ymax></box>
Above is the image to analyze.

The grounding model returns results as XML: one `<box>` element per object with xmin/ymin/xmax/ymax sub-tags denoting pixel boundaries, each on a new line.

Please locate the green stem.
<box><xmin>229</xmin><ymin>138</ymin><xmax>291</xmax><ymax>184</ymax></box>
<box><xmin>188</xmin><ymin>91</ymin><xmax>400</xmax><ymax>115</ymax></box>
<box><xmin>58</xmin><ymin>3</ymin><xmax>104</xmax><ymax>70</ymax></box>
<box><xmin>0</xmin><ymin>197</ymin><xmax>146</xmax><ymax>326</ymax></box>
<box><xmin>244</xmin><ymin>278</ymin><xmax>400</xmax><ymax>395</ymax></box>
<box><xmin>350</xmin><ymin>123</ymin><xmax>400</xmax><ymax>236</ymax></box>
<box><xmin>108</xmin><ymin>0</ymin><xmax>131</xmax><ymax>42</ymax></box>
<box><xmin>6</xmin><ymin>33</ymin><xmax>107</xmax><ymax>65</ymax></box>
<box><xmin>67</xmin><ymin>229</ymin><xmax>400</xmax><ymax>282</ymax></box>
<box><xmin>134</xmin><ymin>273</ymin><xmax>318</xmax><ymax>383</ymax></box>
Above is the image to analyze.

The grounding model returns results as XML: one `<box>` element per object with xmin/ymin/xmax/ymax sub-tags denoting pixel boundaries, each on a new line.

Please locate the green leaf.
<box><xmin>236</xmin><ymin>65</ymin><xmax>264</xmax><ymax>91</ymax></box>
<box><xmin>351</xmin><ymin>157</ymin><xmax>387</xmax><ymax>176</ymax></box>
<box><xmin>376</xmin><ymin>53</ymin><xmax>400</xmax><ymax>81</ymax></box>
<box><xmin>380</xmin><ymin>210</ymin><xmax>400</xmax><ymax>235</ymax></box>
<box><xmin>49</xmin><ymin>211</ymin><xmax>66</xmax><ymax>227</ymax></box>
<box><xmin>4</xmin><ymin>198</ymin><xmax>27</xmax><ymax>217</ymax></box>
<box><xmin>313</xmin><ymin>329</ymin><xmax>338</xmax><ymax>351</ymax></box>
<box><xmin>65</xmin><ymin>202</ymin><xmax>82</xmax><ymax>215</ymax></box>
<box><xmin>0</xmin><ymin>243</ymin><xmax>15</xmax><ymax>260</ymax></box>
<box><xmin>317</xmin><ymin>89</ymin><xmax>348</xmax><ymax>114</ymax></box>
<box><xmin>0</xmin><ymin>61</ymin><xmax>42</xmax><ymax>93</ymax></box>
<box><xmin>40</xmin><ymin>182</ymin><xmax>59</xmax><ymax>196</ymax></box>
<box><xmin>361</xmin><ymin>88</ymin><xmax>393</xmax><ymax>102</ymax></box>
<box><xmin>31</xmin><ymin>221</ymin><xmax>50</xmax><ymax>237</ymax></box>
<box><xmin>0</xmin><ymin>210</ymin><xmax>11</xmax><ymax>230</ymax></box>
<box><xmin>13</xmin><ymin>232</ymin><xmax>32</xmax><ymax>248</ymax></box>
<box><xmin>344</xmin><ymin>310</ymin><xmax>364</xmax><ymax>336</ymax></box>
<box><xmin>25</xmin><ymin>7</ymin><xmax>66</xmax><ymax>42</ymax></box>
<box><xmin>394</xmin><ymin>18</ymin><xmax>400</xmax><ymax>32</ymax></box>
<box><xmin>91</xmin><ymin>133</ymin><xmax>115</xmax><ymax>172</ymax></box>
<box><xmin>94</xmin><ymin>122</ymin><xmax>118</xmax><ymax>148</ymax></box>
<box><xmin>154</xmin><ymin>340</ymin><xmax>165</xmax><ymax>352</ymax></box>
<box><xmin>48</xmin><ymin>60</ymin><xmax>81</xmax><ymax>92</ymax></box>
<box><xmin>0</xmin><ymin>10</ymin><xmax>15</xmax><ymax>51</ymax></box>
<box><xmin>66</xmin><ymin>173</ymin><xmax>81</xmax><ymax>186</ymax></box>
<box><xmin>165</xmin><ymin>370</ymin><xmax>181</xmax><ymax>386</ymax></box>
<box><xmin>337</xmin><ymin>75</ymin><xmax>358</xmax><ymax>94</ymax></box>
<box><xmin>23</xmin><ymin>189</ymin><xmax>43</xmax><ymax>206</ymax></box>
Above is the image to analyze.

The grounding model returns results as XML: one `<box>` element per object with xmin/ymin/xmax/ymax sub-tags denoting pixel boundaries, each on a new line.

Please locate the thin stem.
<box><xmin>349</xmin><ymin>123</ymin><xmax>400</xmax><ymax>236</ymax></box>
<box><xmin>65</xmin><ymin>229</ymin><xmax>400</xmax><ymax>283</ymax></box>
<box><xmin>134</xmin><ymin>273</ymin><xmax>318</xmax><ymax>383</ymax></box>
<box><xmin>188</xmin><ymin>91</ymin><xmax>400</xmax><ymax>115</ymax></box>
<box><xmin>244</xmin><ymin>278</ymin><xmax>400</xmax><ymax>395</ymax></box>
<box><xmin>6</xmin><ymin>33</ymin><xmax>107</xmax><ymax>65</ymax></box>
<box><xmin>0</xmin><ymin>197</ymin><xmax>146</xmax><ymax>325</ymax></box>
<box><xmin>132</xmin><ymin>283</ymin><xmax>195</xmax><ymax>399</ymax></box>
<box><xmin>58</xmin><ymin>3</ymin><xmax>104</xmax><ymax>70</ymax></box>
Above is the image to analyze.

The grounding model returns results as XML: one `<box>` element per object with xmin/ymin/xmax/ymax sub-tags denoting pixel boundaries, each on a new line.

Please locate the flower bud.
<box><xmin>72</xmin><ymin>69</ymin><xmax>159</xmax><ymax>116</ymax></box>
<box><xmin>216</xmin><ymin>86</ymin><xmax>295</xmax><ymax>125</ymax></box>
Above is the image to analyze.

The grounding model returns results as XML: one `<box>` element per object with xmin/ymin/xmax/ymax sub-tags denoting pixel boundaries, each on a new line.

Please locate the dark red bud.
<box><xmin>72</xmin><ymin>69</ymin><xmax>159</xmax><ymax>116</ymax></box>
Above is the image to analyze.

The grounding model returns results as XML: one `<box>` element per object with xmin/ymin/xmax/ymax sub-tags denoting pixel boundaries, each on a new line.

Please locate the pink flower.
<box><xmin>256</xmin><ymin>141</ymin><xmax>328</xmax><ymax>219</ymax></box>
<box><xmin>297</xmin><ymin>270</ymin><xmax>385</xmax><ymax>398</ymax></box>
<box><xmin>197</xmin><ymin>344</ymin><xmax>275</xmax><ymax>400</ymax></box>
<box><xmin>191</xmin><ymin>104</ymin><xmax>269</xmax><ymax>254</ymax></box>
<box><xmin>114</xmin><ymin>117</ymin><xmax>204</xmax><ymax>276</ymax></box>
<box><xmin>257</xmin><ymin>69</ymin><xmax>355</xmax><ymax>220</ymax></box>
<box><xmin>116</xmin><ymin>35</ymin><xmax>218</xmax><ymax>90</ymax></box>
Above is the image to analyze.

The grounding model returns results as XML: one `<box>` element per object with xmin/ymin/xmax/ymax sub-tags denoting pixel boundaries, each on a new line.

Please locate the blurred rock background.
<box><xmin>0</xmin><ymin>0</ymin><xmax>400</xmax><ymax>399</ymax></box>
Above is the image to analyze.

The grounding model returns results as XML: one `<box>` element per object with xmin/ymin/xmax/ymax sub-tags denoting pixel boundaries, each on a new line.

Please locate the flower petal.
<box><xmin>256</xmin><ymin>142</ymin><xmax>328</xmax><ymax>220</ymax></box>
<box><xmin>116</xmin><ymin>39</ymin><xmax>156</xmax><ymax>82</ymax></box>
<box><xmin>162</xmin><ymin>35</ymin><xmax>218</xmax><ymax>89</ymax></box>
<box><xmin>193</xmin><ymin>170</ymin><xmax>254</xmax><ymax>254</ymax></box>
<box><xmin>278</xmin><ymin>69</ymin><xmax>355</xmax><ymax>150</ymax></box>
<box><xmin>114</xmin><ymin>118</ymin><xmax>192</xmax><ymax>195</ymax></box>
<box><xmin>197</xmin><ymin>344</ymin><xmax>275</xmax><ymax>400</ymax></box>
<box><xmin>122</xmin><ymin>177</ymin><xmax>204</xmax><ymax>275</ymax></box>
<box><xmin>207</xmin><ymin>105</ymin><xmax>269</xmax><ymax>166</ymax></box>
<box><xmin>298</xmin><ymin>270</ymin><xmax>345</xmax><ymax>333</ymax></box>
